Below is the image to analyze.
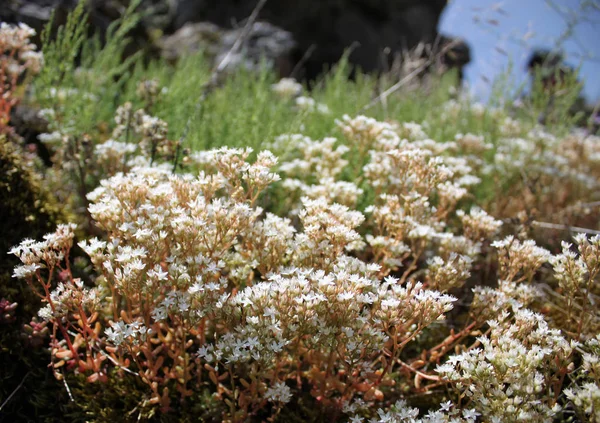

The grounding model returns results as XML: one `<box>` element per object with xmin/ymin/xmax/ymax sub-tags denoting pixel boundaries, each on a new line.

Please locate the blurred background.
<box><xmin>2</xmin><ymin>0</ymin><xmax>599</xmax><ymax>105</ymax></box>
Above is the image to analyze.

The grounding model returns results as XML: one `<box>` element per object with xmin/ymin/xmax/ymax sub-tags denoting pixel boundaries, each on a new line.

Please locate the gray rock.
<box><xmin>158</xmin><ymin>20</ymin><xmax>295</xmax><ymax>74</ymax></box>
<box><xmin>158</xmin><ymin>21</ymin><xmax>223</xmax><ymax>62</ymax></box>
<box><xmin>215</xmin><ymin>21</ymin><xmax>295</xmax><ymax>73</ymax></box>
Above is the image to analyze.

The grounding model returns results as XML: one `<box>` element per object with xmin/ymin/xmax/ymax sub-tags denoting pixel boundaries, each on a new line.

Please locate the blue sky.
<box><xmin>439</xmin><ymin>0</ymin><xmax>600</xmax><ymax>103</ymax></box>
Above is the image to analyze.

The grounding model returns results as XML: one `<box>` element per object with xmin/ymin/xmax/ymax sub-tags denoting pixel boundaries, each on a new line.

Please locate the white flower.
<box><xmin>264</xmin><ymin>381</ymin><xmax>292</xmax><ymax>404</ymax></box>
<box><xmin>12</xmin><ymin>263</ymin><xmax>41</xmax><ymax>279</ymax></box>
<box><xmin>462</xmin><ymin>409</ymin><xmax>480</xmax><ymax>421</ymax></box>
<box><xmin>271</xmin><ymin>77</ymin><xmax>302</xmax><ymax>98</ymax></box>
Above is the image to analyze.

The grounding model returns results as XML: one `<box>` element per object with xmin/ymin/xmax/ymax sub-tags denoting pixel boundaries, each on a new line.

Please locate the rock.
<box><xmin>158</xmin><ymin>21</ymin><xmax>223</xmax><ymax>62</ymax></box>
<box><xmin>158</xmin><ymin>20</ymin><xmax>296</xmax><ymax>74</ymax></box>
<box><xmin>172</xmin><ymin>0</ymin><xmax>467</xmax><ymax>80</ymax></box>
<box><xmin>2</xmin><ymin>0</ymin><xmax>470</xmax><ymax>81</ymax></box>
<box><xmin>216</xmin><ymin>21</ymin><xmax>296</xmax><ymax>73</ymax></box>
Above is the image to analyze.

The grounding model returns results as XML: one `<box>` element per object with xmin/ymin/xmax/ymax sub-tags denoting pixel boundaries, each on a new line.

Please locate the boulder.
<box><xmin>158</xmin><ymin>21</ymin><xmax>296</xmax><ymax>74</ymax></box>
<box><xmin>172</xmin><ymin>0</ymin><xmax>465</xmax><ymax>79</ymax></box>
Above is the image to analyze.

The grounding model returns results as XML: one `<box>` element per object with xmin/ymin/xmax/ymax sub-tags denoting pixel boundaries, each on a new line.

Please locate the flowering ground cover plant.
<box><xmin>0</xmin><ymin>22</ymin><xmax>43</xmax><ymax>135</ymax></box>
<box><xmin>2</xmin><ymin>9</ymin><xmax>600</xmax><ymax>423</ymax></box>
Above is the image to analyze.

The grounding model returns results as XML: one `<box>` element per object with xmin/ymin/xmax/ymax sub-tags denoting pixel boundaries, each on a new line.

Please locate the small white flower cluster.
<box><xmin>94</xmin><ymin>139</ymin><xmax>138</xmax><ymax>171</ymax></box>
<box><xmin>86</xmin><ymin>171</ymin><xmax>261</xmax><ymax>296</ymax></box>
<box><xmin>565</xmin><ymin>382</ymin><xmax>600</xmax><ymax>422</ymax></box>
<box><xmin>467</xmin><ymin>235</ymin><xmax>555</xmax><ymax>323</ymax></box>
<box><xmin>271</xmin><ymin>77</ymin><xmax>302</xmax><ymax>99</ymax></box>
<box><xmin>37</xmin><ymin>130</ymin><xmax>63</xmax><ymax>144</ymax></box>
<box><xmin>191</xmin><ymin>147</ymin><xmax>280</xmax><ymax>202</ymax></box>
<box><xmin>10</xmin><ymin>224</ymin><xmax>78</xmax><ymax>278</ymax></box>
<box><xmin>438</xmin><ymin>100</ymin><xmax>600</xmax><ymax>220</ymax></box>
<box><xmin>471</xmin><ymin>279</ymin><xmax>538</xmax><ymax>323</ymax></box>
<box><xmin>0</xmin><ymin>22</ymin><xmax>43</xmax><ymax>75</ymax></box>
<box><xmin>366</xmin><ymin>191</ymin><xmax>474</xmax><ymax>275</ymax></box>
<box><xmin>425</xmin><ymin>253</ymin><xmax>472</xmax><ymax>292</ymax></box>
<box><xmin>456</xmin><ymin>207</ymin><xmax>503</xmax><ymax>241</ymax></box>
<box><xmin>46</xmin><ymin>86</ymin><xmax>97</xmax><ymax>102</ymax></box>
<box><xmin>492</xmin><ymin>235</ymin><xmax>552</xmax><ymax>282</ymax></box>
<box><xmin>550</xmin><ymin>234</ymin><xmax>599</xmax><ymax>300</ymax></box>
<box><xmin>437</xmin><ymin>309</ymin><xmax>575</xmax><ymax>422</ymax></box>
<box><xmin>398</xmin><ymin>122</ymin><xmax>429</xmax><ymax>142</ymax></box>
<box><xmin>135</xmin><ymin>112</ymin><xmax>169</xmax><ymax>157</ymax></box>
<box><xmin>278</xmin><ymin>136</ymin><xmax>349</xmax><ymax>179</ymax></box>
<box><xmin>37</xmin><ymin>279</ymin><xmax>98</xmax><ymax>322</ymax></box>
<box><xmin>453</xmin><ymin>133</ymin><xmax>492</xmax><ymax>172</ymax></box>
<box><xmin>544</xmin><ymin>233</ymin><xmax>600</xmax><ymax>337</ymax></box>
<box><xmin>206</xmin><ymin>267</ymin><xmax>454</xmax><ymax>374</ymax></box>
<box><xmin>350</xmin><ymin>399</ymin><xmax>478</xmax><ymax>423</ymax></box>
<box><xmin>295</xmin><ymin>197</ymin><xmax>365</xmax><ymax>265</ymax></box>
<box><xmin>272</xmin><ymin>116</ymin><xmax>494</xmax><ymax>288</ymax></box>
<box><xmin>294</xmin><ymin>95</ymin><xmax>330</xmax><ymax>114</ymax></box>
<box><xmin>276</xmin><ymin>134</ymin><xmax>362</xmax><ymax>208</ymax></box>
<box><xmin>351</xmin><ymin>118</ymin><xmax>469</xmax><ymax>203</ymax></box>
<box><xmin>232</xmin><ymin>212</ymin><xmax>296</xmax><ymax>278</ymax></box>
<box><xmin>441</xmin><ymin>99</ymin><xmax>505</xmax><ymax>123</ymax></box>
<box><xmin>488</xmin><ymin>128</ymin><xmax>600</xmax><ymax>218</ymax></box>
<box><xmin>105</xmin><ymin>320</ymin><xmax>150</xmax><ymax>347</ymax></box>
<box><xmin>336</xmin><ymin>114</ymin><xmax>403</xmax><ymax>154</ymax></box>
<box><xmin>454</xmin><ymin>133</ymin><xmax>492</xmax><ymax>155</ymax></box>
<box><xmin>564</xmin><ymin>335</ymin><xmax>600</xmax><ymax>421</ymax></box>
<box><xmin>581</xmin><ymin>336</ymin><xmax>600</xmax><ymax>376</ymax></box>
<box><xmin>10</xmin><ymin>224</ymin><xmax>100</xmax><ymax>325</ymax></box>
<box><xmin>104</xmin><ymin>100</ymin><xmax>174</xmax><ymax>166</ymax></box>
<box><xmin>499</xmin><ymin>116</ymin><xmax>523</xmax><ymax>137</ymax></box>
<box><xmin>493</xmin><ymin>136</ymin><xmax>537</xmax><ymax>173</ymax></box>
<box><xmin>151</xmin><ymin>290</ymin><xmax>192</xmax><ymax>321</ymax></box>
<box><xmin>264</xmin><ymin>381</ymin><xmax>293</xmax><ymax>404</ymax></box>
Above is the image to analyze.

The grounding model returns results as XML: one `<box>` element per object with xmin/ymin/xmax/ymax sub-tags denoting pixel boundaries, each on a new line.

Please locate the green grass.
<box><xmin>28</xmin><ymin>1</ymin><xmax>594</xmax><ymax>216</ymax></box>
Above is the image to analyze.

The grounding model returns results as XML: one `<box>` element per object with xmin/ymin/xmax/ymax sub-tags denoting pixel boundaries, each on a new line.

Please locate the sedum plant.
<box><xmin>10</xmin><ymin>110</ymin><xmax>600</xmax><ymax>421</ymax></box>
<box><xmin>10</xmin><ymin>145</ymin><xmax>458</xmax><ymax>420</ymax></box>
<box><xmin>4</xmin><ymin>4</ymin><xmax>600</xmax><ymax>420</ymax></box>
<box><xmin>0</xmin><ymin>22</ymin><xmax>43</xmax><ymax>135</ymax></box>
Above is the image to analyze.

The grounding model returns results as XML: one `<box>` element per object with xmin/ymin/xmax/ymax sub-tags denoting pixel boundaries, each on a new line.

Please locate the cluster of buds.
<box><xmin>136</xmin><ymin>79</ymin><xmax>162</xmax><ymax>111</ymax></box>
<box><xmin>0</xmin><ymin>298</ymin><xmax>17</xmax><ymax>324</ymax></box>
<box><xmin>21</xmin><ymin>317</ymin><xmax>49</xmax><ymax>348</ymax></box>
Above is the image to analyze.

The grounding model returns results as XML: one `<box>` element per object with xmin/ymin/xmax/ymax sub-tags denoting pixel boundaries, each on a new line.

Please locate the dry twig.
<box><xmin>0</xmin><ymin>371</ymin><xmax>31</xmax><ymax>412</ymax></box>
<box><xmin>532</xmin><ymin>221</ymin><xmax>600</xmax><ymax>236</ymax></box>
<box><xmin>173</xmin><ymin>0</ymin><xmax>268</xmax><ymax>172</ymax></box>
<box><xmin>361</xmin><ymin>39</ymin><xmax>461</xmax><ymax>112</ymax></box>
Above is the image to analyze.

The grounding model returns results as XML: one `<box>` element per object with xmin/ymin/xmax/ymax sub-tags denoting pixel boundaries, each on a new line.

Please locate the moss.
<box><xmin>0</xmin><ymin>136</ymin><xmax>69</xmax><ymax>421</ymax></box>
<box><xmin>0</xmin><ymin>137</ymin><xmax>66</xmax><ymax>272</ymax></box>
<box><xmin>59</xmin><ymin>371</ymin><xmax>226</xmax><ymax>422</ymax></box>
